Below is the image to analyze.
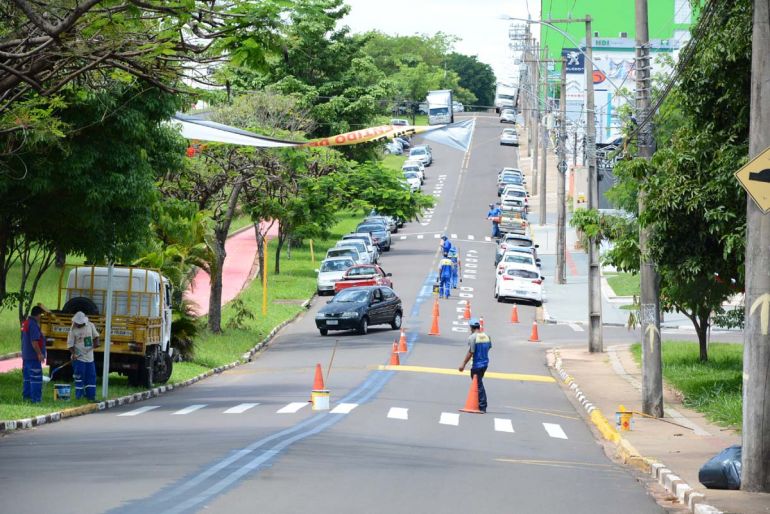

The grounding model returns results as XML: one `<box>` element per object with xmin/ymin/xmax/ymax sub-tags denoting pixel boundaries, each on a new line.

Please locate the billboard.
<box><xmin>561</xmin><ymin>48</ymin><xmax>585</xmax><ymax>74</ymax></box>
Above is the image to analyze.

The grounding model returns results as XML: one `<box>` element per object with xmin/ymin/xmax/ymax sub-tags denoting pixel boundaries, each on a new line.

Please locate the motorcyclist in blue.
<box><xmin>21</xmin><ymin>305</ymin><xmax>46</xmax><ymax>403</ymax></box>
<box><xmin>486</xmin><ymin>203</ymin><xmax>502</xmax><ymax>238</ymax></box>
<box><xmin>438</xmin><ymin>256</ymin><xmax>453</xmax><ymax>298</ymax></box>
<box><xmin>458</xmin><ymin>318</ymin><xmax>492</xmax><ymax>413</ymax></box>
<box><xmin>439</xmin><ymin>235</ymin><xmax>452</xmax><ymax>257</ymax></box>
<box><xmin>448</xmin><ymin>246</ymin><xmax>461</xmax><ymax>289</ymax></box>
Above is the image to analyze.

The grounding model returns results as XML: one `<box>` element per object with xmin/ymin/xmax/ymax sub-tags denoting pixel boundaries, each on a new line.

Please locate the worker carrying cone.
<box><xmin>458</xmin><ymin>318</ymin><xmax>491</xmax><ymax>413</ymax></box>
<box><xmin>397</xmin><ymin>329</ymin><xmax>408</xmax><ymax>353</ymax></box>
<box><xmin>528</xmin><ymin>320</ymin><xmax>541</xmax><ymax>342</ymax></box>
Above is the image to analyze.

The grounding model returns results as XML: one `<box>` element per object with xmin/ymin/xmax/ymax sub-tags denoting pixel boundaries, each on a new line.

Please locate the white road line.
<box><xmin>172</xmin><ymin>404</ymin><xmax>207</xmax><ymax>415</ymax></box>
<box><xmin>485</xmin><ymin>236</ymin><xmax>492</xmax><ymax>242</ymax></box>
<box><xmin>387</xmin><ymin>407</ymin><xmax>409</xmax><ymax>420</ymax></box>
<box><xmin>277</xmin><ymin>402</ymin><xmax>308</xmax><ymax>414</ymax></box>
<box><xmin>400</xmin><ymin>235</ymin><xmax>407</xmax><ymax>240</ymax></box>
<box><xmin>467</xmin><ymin>235</ymin><xmax>475</xmax><ymax>240</ymax></box>
<box><xmin>417</xmin><ymin>234</ymin><xmax>424</xmax><ymax>239</ymax></box>
<box><xmin>330</xmin><ymin>403</ymin><xmax>358</xmax><ymax>414</ymax></box>
<box><xmin>451</xmin><ymin>233</ymin><xmax>458</xmax><ymax>239</ymax></box>
<box><xmin>543</xmin><ymin>422</ymin><xmax>568</xmax><ymax>439</ymax></box>
<box><xmin>568</xmin><ymin>323</ymin><xmax>584</xmax><ymax>332</ymax></box>
<box><xmin>494</xmin><ymin>418</ymin><xmax>515</xmax><ymax>433</ymax></box>
<box><xmin>224</xmin><ymin>403</ymin><xmax>259</xmax><ymax>414</ymax></box>
<box><xmin>434</xmin><ymin>234</ymin><xmax>441</xmax><ymax>239</ymax></box>
<box><xmin>439</xmin><ymin>412</ymin><xmax>460</xmax><ymax>426</ymax></box>
<box><xmin>117</xmin><ymin>406</ymin><xmax>159</xmax><ymax>417</ymax></box>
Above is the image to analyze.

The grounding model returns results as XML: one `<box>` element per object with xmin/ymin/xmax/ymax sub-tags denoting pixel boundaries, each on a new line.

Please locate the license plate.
<box><xmin>515</xmin><ymin>290</ymin><xmax>528</xmax><ymax>295</ymax></box>
<box><xmin>326</xmin><ymin>320</ymin><xmax>339</xmax><ymax>325</ymax></box>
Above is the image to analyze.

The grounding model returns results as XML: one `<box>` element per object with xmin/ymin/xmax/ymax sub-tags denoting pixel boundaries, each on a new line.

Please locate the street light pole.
<box><xmin>532</xmin><ymin>41</ymin><xmax>540</xmax><ymax>196</ymax></box>
<box><xmin>556</xmin><ymin>56</ymin><xmax>567</xmax><ymax>284</ymax></box>
<box><xmin>539</xmin><ymin>46</ymin><xmax>548</xmax><ymax>226</ymax></box>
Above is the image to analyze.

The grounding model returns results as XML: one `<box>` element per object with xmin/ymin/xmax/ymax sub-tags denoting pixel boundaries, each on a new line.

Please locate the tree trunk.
<box><xmin>55</xmin><ymin>248</ymin><xmax>66</xmax><ymax>268</ymax></box>
<box><xmin>274</xmin><ymin>233</ymin><xmax>285</xmax><ymax>275</ymax></box>
<box><xmin>254</xmin><ymin>224</ymin><xmax>265</xmax><ymax>283</ymax></box>
<box><xmin>207</xmin><ymin>236</ymin><xmax>226</xmax><ymax>334</ymax></box>
<box><xmin>695</xmin><ymin>315</ymin><xmax>709</xmax><ymax>362</ymax></box>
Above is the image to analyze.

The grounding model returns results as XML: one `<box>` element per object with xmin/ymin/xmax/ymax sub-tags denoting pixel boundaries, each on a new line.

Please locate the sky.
<box><xmin>341</xmin><ymin>0</ymin><xmax>533</xmax><ymax>83</ymax></box>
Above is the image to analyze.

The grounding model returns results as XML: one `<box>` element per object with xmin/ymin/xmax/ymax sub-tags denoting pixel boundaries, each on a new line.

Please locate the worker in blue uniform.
<box><xmin>486</xmin><ymin>203</ymin><xmax>502</xmax><ymax>238</ymax></box>
<box><xmin>448</xmin><ymin>246</ymin><xmax>461</xmax><ymax>289</ymax></box>
<box><xmin>21</xmin><ymin>305</ymin><xmax>46</xmax><ymax>403</ymax></box>
<box><xmin>458</xmin><ymin>318</ymin><xmax>492</xmax><ymax>413</ymax></box>
<box><xmin>438</xmin><ymin>256</ymin><xmax>454</xmax><ymax>299</ymax></box>
<box><xmin>439</xmin><ymin>235</ymin><xmax>452</xmax><ymax>257</ymax></box>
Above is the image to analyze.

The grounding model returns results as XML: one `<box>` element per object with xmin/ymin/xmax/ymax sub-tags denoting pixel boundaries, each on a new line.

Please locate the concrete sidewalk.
<box><xmin>551</xmin><ymin>345</ymin><xmax>770</xmax><ymax>514</ymax></box>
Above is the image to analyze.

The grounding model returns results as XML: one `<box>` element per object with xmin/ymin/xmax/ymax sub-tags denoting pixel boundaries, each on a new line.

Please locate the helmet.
<box><xmin>448</xmin><ymin>247</ymin><xmax>458</xmax><ymax>256</ymax></box>
<box><xmin>468</xmin><ymin>318</ymin><xmax>480</xmax><ymax>328</ymax></box>
<box><xmin>441</xmin><ymin>235</ymin><xmax>447</xmax><ymax>240</ymax></box>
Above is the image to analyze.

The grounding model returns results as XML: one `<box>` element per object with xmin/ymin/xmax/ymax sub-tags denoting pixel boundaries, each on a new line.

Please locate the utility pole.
<box><xmin>635</xmin><ymin>0</ymin><xmax>663</xmax><ymax>417</ymax></box>
<box><xmin>584</xmin><ymin>15</ymin><xmax>603</xmax><ymax>352</ymax></box>
<box><xmin>539</xmin><ymin>47</ymin><xmax>548</xmax><ymax>226</ymax></box>
<box><xmin>742</xmin><ymin>0</ymin><xmax>770</xmax><ymax>493</ymax></box>
<box><xmin>556</xmin><ymin>56</ymin><xmax>567</xmax><ymax>284</ymax></box>
<box><xmin>531</xmin><ymin>41</ymin><xmax>540</xmax><ymax>196</ymax></box>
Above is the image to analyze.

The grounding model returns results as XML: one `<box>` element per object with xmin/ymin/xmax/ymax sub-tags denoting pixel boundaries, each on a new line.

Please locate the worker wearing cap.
<box><xmin>68</xmin><ymin>311</ymin><xmax>100</xmax><ymax>401</ymax></box>
<box><xmin>21</xmin><ymin>305</ymin><xmax>46</xmax><ymax>402</ymax></box>
<box><xmin>438</xmin><ymin>256</ymin><xmax>453</xmax><ymax>299</ymax></box>
<box><xmin>439</xmin><ymin>235</ymin><xmax>452</xmax><ymax>257</ymax></box>
<box><xmin>448</xmin><ymin>246</ymin><xmax>461</xmax><ymax>289</ymax></box>
<box><xmin>458</xmin><ymin>318</ymin><xmax>492</xmax><ymax>413</ymax></box>
<box><xmin>487</xmin><ymin>203</ymin><xmax>502</xmax><ymax>238</ymax></box>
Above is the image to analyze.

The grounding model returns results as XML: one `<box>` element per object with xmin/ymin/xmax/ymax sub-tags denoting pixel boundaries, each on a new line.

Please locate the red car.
<box><xmin>334</xmin><ymin>264</ymin><xmax>393</xmax><ymax>293</ymax></box>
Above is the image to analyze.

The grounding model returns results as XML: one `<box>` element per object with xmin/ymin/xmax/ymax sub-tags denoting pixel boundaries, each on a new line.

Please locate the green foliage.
<box><xmin>606</xmin><ymin>273</ymin><xmax>640</xmax><ymax>297</ymax></box>
<box><xmin>345</xmin><ymin>162</ymin><xmax>435</xmax><ymax>221</ymax></box>
<box><xmin>446</xmin><ymin>53</ymin><xmax>496</xmax><ymax>107</ymax></box>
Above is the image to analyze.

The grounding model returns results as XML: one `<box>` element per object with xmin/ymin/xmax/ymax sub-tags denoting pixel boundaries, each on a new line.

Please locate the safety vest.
<box><xmin>439</xmin><ymin>258</ymin><xmax>453</xmax><ymax>277</ymax></box>
<box><xmin>471</xmin><ymin>332</ymin><xmax>491</xmax><ymax>368</ymax></box>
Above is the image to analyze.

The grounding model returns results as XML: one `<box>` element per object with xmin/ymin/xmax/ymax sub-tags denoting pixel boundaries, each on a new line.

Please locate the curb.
<box><xmin>0</xmin><ymin>351</ymin><xmax>21</xmax><ymax>361</ymax></box>
<box><xmin>0</xmin><ymin>297</ymin><xmax>314</xmax><ymax>434</ymax></box>
<box><xmin>548</xmin><ymin>348</ymin><xmax>722</xmax><ymax>514</ymax></box>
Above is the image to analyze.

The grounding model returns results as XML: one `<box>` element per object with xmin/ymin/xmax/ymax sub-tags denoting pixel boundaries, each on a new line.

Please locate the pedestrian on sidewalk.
<box><xmin>458</xmin><ymin>318</ymin><xmax>491</xmax><ymax>413</ymax></box>
<box><xmin>438</xmin><ymin>255</ymin><xmax>453</xmax><ymax>299</ymax></box>
<box><xmin>486</xmin><ymin>203</ymin><xmax>502</xmax><ymax>238</ymax></box>
<box><xmin>67</xmin><ymin>311</ymin><xmax>100</xmax><ymax>401</ymax></box>
<box><xmin>439</xmin><ymin>235</ymin><xmax>452</xmax><ymax>257</ymax></box>
<box><xmin>21</xmin><ymin>305</ymin><xmax>46</xmax><ymax>402</ymax></box>
<box><xmin>448</xmin><ymin>246</ymin><xmax>461</xmax><ymax>289</ymax></box>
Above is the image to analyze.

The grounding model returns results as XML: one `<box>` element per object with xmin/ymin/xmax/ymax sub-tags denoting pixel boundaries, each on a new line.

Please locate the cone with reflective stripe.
<box><xmin>309</xmin><ymin>363</ymin><xmax>325</xmax><ymax>402</ymax></box>
<box><xmin>397</xmin><ymin>329</ymin><xmax>408</xmax><ymax>353</ymax></box>
<box><xmin>528</xmin><ymin>320</ymin><xmax>541</xmax><ymax>342</ymax></box>
<box><xmin>389</xmin><ymin>342</ymin><xmax>401</xmax><ymax>365</ymax></box>
<box><xmin>432</xmin><ymin>297</ymin><xmax>440</xmax><ymax>317</ymax></box>
<box><xmin>428</xmin><ymin>309</ymin><xmax>440</xmax><ymax>336</ymax></box>
<box><xmin>459</xmin><ymin>375</ymin><xmax>484</xmax><ymax>414</ymax></box>
<box><xmin>510</xmin><ymin>304</ymin><xmax>519</xmax><ymax>324</ymax></box>
<box><xmin>463</xmin><ymin>301</ymin><xmax>472</xmax><ymax>320</ymax></box>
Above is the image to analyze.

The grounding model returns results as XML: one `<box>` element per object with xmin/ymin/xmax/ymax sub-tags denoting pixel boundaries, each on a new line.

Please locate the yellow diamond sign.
<box><xmin>735</xmin><ymin>145</ymin><xmax>770</xmax><ymax>213</ymax></box>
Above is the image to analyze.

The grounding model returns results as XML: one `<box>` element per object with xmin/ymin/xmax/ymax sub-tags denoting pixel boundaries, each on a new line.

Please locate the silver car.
<box><xmin>342</xmin><ymin>233</ymin><xmax>379</xmax><ymax>262</ymax></box>
<box><xmin>335</xmin><ymin>240</ymin><xmax>371</xmax><ymax>264</ymax></box>
<box><xmin>315</xmin><ymin>257</ymin><xmax>355</xmax><ymax>295</ymax></box>
<box><xmin>500</xmin><ymin>128</ymin><xmax>519</xmax><ymax>146</ymax></box>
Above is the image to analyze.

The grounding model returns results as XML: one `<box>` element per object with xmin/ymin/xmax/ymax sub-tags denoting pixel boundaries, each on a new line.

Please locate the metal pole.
<box><xmin>585</xmin><ymin>15</ymin><xmax>603</xmax><ymax>352</ymax></box>
<box><xmin>556</xmin><ymin>57</ymin><xmax>567</xmax><ymax>284</ymax></box>
<box><xmin>635</xmin><ymin>0</ymin><xmax>663</xmax><ymax>418</ymax></box>
<box><xmin>742</xmin><ymin>0</ymin><xmax>770</xmax><ymax>493</ymax></box>
<box><xmin>539</xmin><ymin>117</ymin><xmax>548</xmax><ymax>226</ymax></box>
<box><xmin>532</xmin><ymin>42</ymin><xmax>540</xmax><ymax>196</ymax></box>
<box><xmin>101</xmin><ymin>262</ymin><xmax>114</xmax><ymax>400</ymax></box>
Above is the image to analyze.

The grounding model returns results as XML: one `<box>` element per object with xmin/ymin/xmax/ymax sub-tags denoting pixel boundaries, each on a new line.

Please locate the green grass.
<box><xmin>606</xmin><ymin>272</ymin><xmax>640</xmax><ymax>297</ymax></box>
<box><xmin>382</xmin><ymin>154</ymin><xmax>407</xmax><ymax>173</ymax></box>
<box><xmin>630</xmin><ymin>341</ymin><xmax>743</xmax><ymax>429</ymax></box>
<box><xmin>0</xmin><ymin>212</ymin><xmax>362</xmax><ymax>421</ymax></box>
<box><xmin>229</xmin><ymin>214</ymin><xmax>253</xmax><ymax>235</ymax></box>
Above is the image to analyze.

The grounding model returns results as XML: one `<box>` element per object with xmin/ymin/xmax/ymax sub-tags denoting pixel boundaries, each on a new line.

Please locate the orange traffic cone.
<box><xmin>389</xmin><ymin>342</ymin><xmax>401</xmax><ymax>365</ymax></box>
<box><xmin>397</xmin><ymin>329</ymin><xmax>408</xmax><ymax>353</ymax></box>
<box><xmin>463</xmin><ymin>301</ymin><xmax>472</xmax><ymax>320</ymax></box>
<box><xmin>459</xmin><ymin>375</ymin><xmax>484</xmax><ymax>414</ymax></box>
<box><xmin>510</xmin><ymin>304</ymin><xmax>519</xmax><ymax>324</ymax></box>
<box><xmin>309</xmin><ymin>363</ymin><xmax>325</xmax><ymax>402</ymax></box>
<box><xmin>432</xmin><ymin>297</ymin><xmax>440</xmax><ymax>317</ymax></box>
<box><xmin>528</xmin><ymin>320</ymin><xmax>541</xmax><ymax>342</ymax></box>
<box><xmin>479</xmin><ymin>316</ymin><xmax>485</xmax><ymax>332</ymax></box>
<box><xmin>428</xmin><ymin>309</ymin><xmax>440</xmax><ymax>336</ymax></box>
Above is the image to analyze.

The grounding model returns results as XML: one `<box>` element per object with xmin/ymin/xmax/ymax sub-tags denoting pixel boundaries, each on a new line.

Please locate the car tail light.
<box><xmin>532</xmin><ymin>279</ymin><xmax>542</xmax><ymax>285</ymax></box>
<box><xmin>500</xmin><ymin>244</ymin><xmax>507</xmax><ymax>250</ymax></box>
<box><xmin>502</xmin><ymin>275</ymin><xmax>514</xmax><ymax>280</ymax></box>
<box><xmin>522</xmin><ymin>221</ymin><xmax>528</xmax><ymax>227</ymax></box>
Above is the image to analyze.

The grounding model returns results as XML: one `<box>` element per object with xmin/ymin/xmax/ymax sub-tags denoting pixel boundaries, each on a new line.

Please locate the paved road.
<box><xmin>0</xmin><ymin>115</ymin><xmax>664</xmax><ymax>514</ymax></box>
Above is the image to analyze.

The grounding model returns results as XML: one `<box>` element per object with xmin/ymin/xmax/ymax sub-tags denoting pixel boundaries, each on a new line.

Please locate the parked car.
<box><xmin>316</xmin><ymin>257</ymin><xmax>355</xmax><ymax>295</ymax></box>
<box><xmin>497</xmin><ymin>174</ymin><xmax>525</xmax><ymax>196</ymax></box>
<box><xmin>315</xmin><ymin>286</ymin><xmax>403</xmax><ymax>335</ymax></box>
<box><xmin>364</xmin><ymin>215</ymin><xmax>398</xmax><ymax>233</ymax></box>
<box><xmin>453</xmin><ymin>101</ymin><xmax>465</xmax><ymax>113</ymax></box>
<box><xmin>342</xmin><ymin>233</ymin><xmax>379</xmax><ymax>262</ymax></box>
<box><xmin>499</xmin><ymin>167</ymin><xmax>525</xmax><ymax>183</ymax></box>
<box><xmin>409</xmin><ymin>146</ymin><xmax>432</xmax><ymax>166</ymax></box>
<box><xmin>495</xmin><ymin>234</ymin><xmax>538</xmax><ymax>265</ymax></box>
<box><xmin>384</xmin><ymin>141</ymin><xmax>402</xmax><ymax>155</ymax></box>
<box><xmin>501</xmin><ymin>185</ymin><xmax>529</xmax><ymax>210</ymax></box>
<box><xmin>391</xmin><ymin>118</ymin><xmax>409</xmax><ymax>126</ymax></box>
<box><xmin>499</xmin><ymin>207</ymin><xmax>530</xmax><ymax>236</ymax></box>
<box><xmin>370</xmin><ymin>209</ymin><xmax>404</xmax><ymax>228</ymax></box>
<box><xmin>500</xmin><ymin>128</ymin><xmax>519</xmax><ymax>146</ymax></box>
<box><xmin>497</xmin><ymin>250</ymin><xmax>540</xmax><ymax>275</ymax></box>
<box><xmin>394</xmin><ymin>137</ymin><xmax>411</xmax><ymax>150</ymax></box>
<box><xmin>402</xmin><ymin>163</ymin><xmax>424</xmax><ymax>184</ymax></box>
<box><xmin>418</xmin><ymin>102</ymin><xmax>428</xmax><ymax>114</ymax></box>
<box><xmin>334</xmin><ymin>264</ymin><xmax>393</xmax><ymax>293</ymax></box>
<box><xmin>325</xmin><ymin>246</ymin><xmax>365</xmax><ymax>264</ymax></box>
<box><xmin>494</xmin><ymin>263</ymin><xmax>544</xmax><ymax>306</ymax></box>
<box><xmin>335</xmin><ymin>240</ymin><xmax>372</xmax><ymax>264</ymax></box>
<box><xmin>403</xmin><ymin>159</ymin><xmax>426</xmax><ymax>178</ymax></box>
<box><xmin>356</xmin><ymin>222</ymin><xmax>392</xmax><ymax>252</ymax></box>
<box><xmin>500</xmin><ymin>109</ymin><xmax>517</xmax><ymax>123</ymax></box>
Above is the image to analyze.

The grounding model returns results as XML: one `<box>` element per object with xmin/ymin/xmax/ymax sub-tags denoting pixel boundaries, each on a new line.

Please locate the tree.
<box><xmin>447</xmin><ymin>53</ymin><xmax>496</xmax><ymax>107</ymax></box>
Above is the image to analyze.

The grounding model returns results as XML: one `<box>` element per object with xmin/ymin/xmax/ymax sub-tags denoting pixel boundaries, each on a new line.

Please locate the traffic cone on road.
<box><xmin>428</xmin><ymin>309</ymin><xmax>440</xmax><ymax>336</ymax></box>
<box><xmin>510</xmin><ymin>304</ymin><xmax>520</xmax><ymax>324</ymax></box>
<box><xmin>309</xmin><ymin>363</ymin><xmax>325</xmax><ymax>402</ymax></box>
<box><xmin>528</xmin><ymin>320</ymin><xmax>541</xmax><ymax>342</ymax></box>
<box><xmin>432</xmin><ymin>297</ymin><xmax>440</xmax><ymax>317</ymax></box>
<box><xmin>389</xmin><ymin>342</ymin><xmax>401</xmax><ymax>365</ymax></box>
<box><xmin>397</xmin><ymin>329</ymin><xmax>408</xmax><ymax>353</ymax></box>
<box><xmin>463</xmin><ymin>301</ymin><xmax>472</xmax><ymax>320</ymax></box>
<box><xmin>479</xmin><ymin>316</ymin><xmax>485</xmax><ymax>332</ymax></box>
<box><xmin>459</xmin><ymin>375</ymin><xmax>484</xmax><ymax>414</ymax></box>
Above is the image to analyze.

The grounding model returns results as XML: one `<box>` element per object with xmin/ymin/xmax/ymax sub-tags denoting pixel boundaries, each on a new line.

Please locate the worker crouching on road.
<box><xmin>438</xmin><ymin>255</ymin><xmax>453</xmax><ymax>299</ymax></box>
<box><xmin>21</xmin><ymin>305</ymin><xmax>46</xmax><ymax>402</ymax></box>
<box><xmin>459</xmin><ymin>318</ymin><xmax>491</xmax><ymax>413</ymax></box>
<box><xmin>448</xmin><ymin>246</ymin><xmax>461</xmax><ymax>289</ymax></box>
<box><xmin>68</xmin><ymin>311</ymin><xmax>100</xmax><ymax>401</ymax></box>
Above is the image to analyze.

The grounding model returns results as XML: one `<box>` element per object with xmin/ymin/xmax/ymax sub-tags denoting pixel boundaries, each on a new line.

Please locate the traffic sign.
<box><xmin>557</xmin><ymin>161</ymin><xmax>568</xmax><ymax>173</ymax></box>
<box><xmin>735</xmin><ymin>145</ymin><xmax>770</xmax><ymax>213</ymax></box>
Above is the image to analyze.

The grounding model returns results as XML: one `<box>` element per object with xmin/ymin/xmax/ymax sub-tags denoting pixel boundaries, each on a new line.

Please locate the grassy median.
<box><xmin>605</xmin><ymin>272</ymin><xmax>640</xmax><ymax>297</ymax></box>
<box><xmin>0</xmin><ymin>213</ymin><xmax>360</xmax><ymax>421</ymax></box>
<box><xmin>631</xmin><ymin>341</ymin><xmax>742</xmax><ymax>429</ymax></box>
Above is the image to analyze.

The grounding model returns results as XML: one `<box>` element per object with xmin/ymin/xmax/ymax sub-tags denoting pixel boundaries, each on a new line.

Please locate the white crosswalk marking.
<box><xmin>434</xmin><ymin>233</ymin><xmax>440</xmax><ymax>239</ymax></box>
<box><xmin>467</xmin><ymin>235</ymin><xmax>475</xmax><ymax>240</ymax></box>
<box><xmin>417</xmin><ymin>234</ymin><xmax>424</xmax><ymax>239</ymax></box>
<box><xmin>330</xmin><ymin>403</ymin><xmax>358</xmax><ymax>414</ymax></box>
<box><xmin>494</xmin><ymin>418</ymin><xmax>515</xmax><ymax>433</ymax></box>
<box><xmin>277</xmin><ymin>402</ymin><xmax>308</xmax><ymax>414</ymax></box>
<box><xmin>172</xmin><ymin>404</ymin><xmax>206</xmax><ymax>415</ymax></box>
<box><xmin>568</xmin><ymin>323</ymin><xmax>584</xmax><ymax>332</ymax></box>
<box><xmin>117</xmin><ymin>406</ymin><xmax>159</xmax><ymax>417</ymax></box>
<box><xmin>224</xmin><ymin>403</ymin><xmax>259</xmax><ymax>414</ymax></box>
<box><xmin>451</xmin><ymin>233</ymin><xmax>458</xmax><ymax>239</ymax></box>
<box><xmin>439</xmin><ymin>412</ymin><xmax>460</xmax><ymax>426</ymax></box>
<box><xmin>543</xmin><ymin>422</ymin><xmax>568</xmax><ymax>439</ymax></box>
<box><xmin>400</xmin><ymin>235</ymin><xmax>407</xmax><ymax>240</ymax></box>
<box><xmin>485</xmin><ymin>236</ymin><xmax>492</xmax><ymax>242</ymax></box>
<box><xmin>387</xmin><ymin>407</ymin><xmax>409</xmax><ymax>420</ymax></box>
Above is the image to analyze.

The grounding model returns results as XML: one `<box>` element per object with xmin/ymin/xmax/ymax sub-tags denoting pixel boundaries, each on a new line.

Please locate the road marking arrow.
<box><xmin>750</xmin><ymin>293</ymin><xmax>770</xmax><ymax>335</ymax></box>
<box><xmin>645</xmin><ymin>324</ymin><xmax>660</xmax><ymax>352</ymax></box>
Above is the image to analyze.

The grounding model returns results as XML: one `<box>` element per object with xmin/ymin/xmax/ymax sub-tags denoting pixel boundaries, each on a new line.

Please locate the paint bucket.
<box><xmin>53</xmin><ymin>384</ymin><xmax>71</xmax><ymax>401</ymax></box>
<box><xmin>615</xmin><ymin>410</ymin><xmax>633</xmax><ymax>431</ymax></box>
<box><xmin>311</xmin><ymin>390</ymin><xmax>330</xmax><ymax>411</ymax></box>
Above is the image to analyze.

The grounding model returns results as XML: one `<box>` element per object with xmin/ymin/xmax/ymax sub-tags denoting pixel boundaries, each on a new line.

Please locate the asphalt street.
<box><xmin>0</xmin><ymin>114</ymin><xmax>665</xmax><ymax>514</ymax></box>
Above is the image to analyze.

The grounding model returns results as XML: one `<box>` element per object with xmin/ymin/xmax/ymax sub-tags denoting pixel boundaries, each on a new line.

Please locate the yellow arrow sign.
<box><xmin>735</xmin><ymin>145</ymin><xmax>770</xmax><ymax>213</ymax></box>
<box><xmin>750</xmin><ymin>293</ymin><xmax>770</xmax><ymax>335</ymax></box>
<box><xmin>645</xmin><ymin>324</ymin><xmax>660</xmax><ymax>352</ymax></box>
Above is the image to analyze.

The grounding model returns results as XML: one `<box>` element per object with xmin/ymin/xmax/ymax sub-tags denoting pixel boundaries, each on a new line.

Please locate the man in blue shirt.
<box><xmin>439</xmin><ymin>235</ymin><xmax>452</xmax><ymax>257</ymax></box>
<box><xmin>21</xmin><ymin>305</ymin><xmax>46</xmax><ymax>403</ymax></box>
<box><xmin>438</xmin><ymin>256</ymin><xmax>453</xmax><ymax>299</ymax></box>
<box><xmin>458</xmin><ymin>318</ymin><xmax>492</xmax><ymax>413</ymax></box>
<box><xmin>486</xmin><ymin>203</ymin><xmax>502</xmax><ymax>238</ymax></box>
<box><xmin>448</xmin><ymin>246</ymin><xmax>461</xmax><ymax>289</ymax></box>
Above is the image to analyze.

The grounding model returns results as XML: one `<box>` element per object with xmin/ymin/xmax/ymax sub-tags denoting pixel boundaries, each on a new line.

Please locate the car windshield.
<box><xmin>403</xmin><ymin>166</ymin><xmax>419</xmax><ymax>173</ymax></box>
<box><xmin>504</xmin><ymin>254</ymin><xmax>533</xmax><ymax>264</ymax></box>
<box><xmin>328</xmin><ymin>249</ymin><xmax>355</xmax><ymax>258</ymax></box>
<box><xmin>503</xmin><ymin>129</ymin><xmax>516</xmax><ymax>135</ymax></box>
<box><xmin>507</xmin><ymin>269</ymin><xmax>539</xmax><ymax>279</ymax></box>
<box><xmin>333</xmin><ymin>289</ymin><xmax>370</xmax><ymax>303</ymax></box>
<box><xmin>404</xmin><ymin>172</ymin><xmax>419</xmax><ymax>179</ymax></box>
<box><xmin>508</xmin><ymin>190</ymin><xmax>525</xmax><ymax>197</ymax></box>
<box><xmin>338</xmin><ymin>242</ymin><xmax>365</xmax><ymax>252</ymax></box>
<box><xmin>358</xmin><ymin>225</ymin><xmax>383</xmax><ymax>233</ymax></box>
<box><xmin>502</xmin><ymin>177</ymin><xmax>522</xmax><ymax>183</ymax></box>
<box><xmin>410</xmin><ymin>149</ymin><xmax>426</xmax><ymax>156</ymax></box>
<box><xmin>508</xmin><ymin>238</ymin><xmax>533</xmax><ymax>247</ymax></box>
<box><xmin>321</xmin><ymin>259</ymin><xmax>352</xmax><ymax>272</ymax></box>
<box><xmin>347</xmin><ymin>266</ymin><xmax>377</xmax><ymax>277</ymax></box>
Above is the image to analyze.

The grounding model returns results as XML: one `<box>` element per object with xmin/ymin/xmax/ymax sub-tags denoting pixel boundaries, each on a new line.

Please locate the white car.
<box><xmin>499</xmin><ymin>167</ymin><xmax>525</xmax><ymax>182</ymax></box>
<box><xmin>496</xmin><ymin>250</ymin><xmax>540</xmax><ymax>275</ymax></box>
<box><xmin>502</xmin><ymin>185</ymin><xmax>529</xmax><ymax>209</ymax></box>
<box><xmin>325</xmin><ymin>246</ymin><xmax>365</xmax><ymax>265</ymax></box>
<box><xmin>500</xmin><ymin>128</ymin><xmax>519</xmax><ymax>146</ymax></box>
<box><xmin>342</xmin><ymin>233</ymin><xmax>379</xmax><ymax>263</ymax></box>
<box><xmin>335</xmin><ymin>240</ymin><xmax>371</xmax><ymax>264</ymax></box>
<box><xmin>391</xmin><ymin>118</ymin><xmax>409</xmax><ymax>126</ymax></box>
<box><xmin>453</xmin><ymin>101</ymin><xmax>464</xmax><ymax>113</ymax></box>
<box><xmin>404</xmin><ymin>158</ymin><xmax>426</xmax><ymax>176</ymax></box>
<box><xmin>500</xmin><ymin>109</ymin><xmax>516</xmax><ymax>123</ymax></box>
<box><xmin>403</xmin><ymin>171</ymin><xmax>422</xmax><ymax>192</ymax></box>
<box><xmin>316</xmin><ymin>257</ymin><xmax>355</xmax><ymax>295</ymax></box>
<box><xmin>402</xmin><ymin>163</ymin><xmax>424</xmax><ymax>183</ymax></box>
<box><xmin>409</xmin><ymin>146</ymin><xmax>432</xmax><ymax>166</ymax></box>
<box><xmin>494</xmin><ymin>263</ymin><xmax>544</xmax><ymax>306</ymax></box>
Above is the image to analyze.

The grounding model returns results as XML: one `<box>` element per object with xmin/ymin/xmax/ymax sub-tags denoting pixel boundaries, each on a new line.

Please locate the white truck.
<box><xmin>495</xmin><ymin>83</ymin><xmax>518</xmax><ymax>113</ymax></box>
<box><xmin>41</xmin><ymin>265</ymin><xmax>174</xmax><ymax>388</ymax></box>
<box><xmin>426</xmin><ymin>89</ymin><xmax>454</xmax><ymax>125</ymax></box>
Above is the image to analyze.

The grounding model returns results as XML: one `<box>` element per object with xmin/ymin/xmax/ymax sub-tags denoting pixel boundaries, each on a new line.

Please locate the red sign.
<box><xmin>593</xmin><ymin>70</ymin><xmax>607</xmax><ymax>84</ymax></box>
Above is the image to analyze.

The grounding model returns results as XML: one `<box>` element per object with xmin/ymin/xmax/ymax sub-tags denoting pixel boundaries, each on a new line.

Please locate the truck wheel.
<box><xmin>61</xmin><ymin>296</ymin><xmax>99</xmax><ymax>316</ymax></box>
<box><xmin>154</xmin><ymin>352</ymin><xmax>173</xmax><ymax>384</ymax></box>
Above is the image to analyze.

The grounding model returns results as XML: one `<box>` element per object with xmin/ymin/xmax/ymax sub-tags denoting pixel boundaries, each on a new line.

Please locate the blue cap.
<box><xmin>441</xmin><ymin>235</ymin><xmax>447</xmax><ymax>240</ymax></box>
<box><xmin>468</xmin><ymin>317</ymin><xmax>480</xmax><ymax>328</ymax></box>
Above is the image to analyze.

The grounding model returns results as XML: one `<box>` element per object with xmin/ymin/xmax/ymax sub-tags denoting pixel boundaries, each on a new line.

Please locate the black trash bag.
<box><xmin>698</xmin><ymin>445</ymin><xmax>742</xmax><ymax>490</ymax></box>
